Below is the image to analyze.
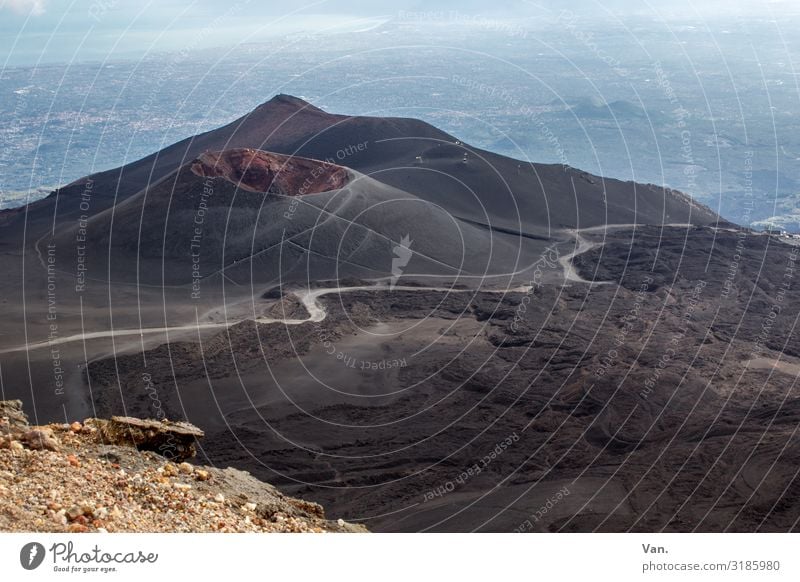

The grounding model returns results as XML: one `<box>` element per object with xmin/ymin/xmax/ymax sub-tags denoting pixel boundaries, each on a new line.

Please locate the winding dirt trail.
<box><xmin>560</xmin><ymin>232</ymin><xmax>603</xmax><ymax>284</ymax></box>
<box><xmin>7</xmin><ymin>223</ymin><xmax>632</xmax><ymax>355</ymax></box>
<box><xmin>0</xmin><ymin>284</ymin><xmax>532</xmax><ymax>355</ymax></box>
<box><xmin>558</xmin><ymin>223</ymin><xmax>695</xmax><ymax>285</ymax></box>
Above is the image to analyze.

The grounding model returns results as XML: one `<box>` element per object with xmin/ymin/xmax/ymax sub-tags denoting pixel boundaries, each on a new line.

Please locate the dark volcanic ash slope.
<box><xmin>81</xmin><ymin>226</ymin><xmax>800</xmax><ymax>533</ymax></box>
<box><xmin>2</xmin><ymin>94</ymin><xmax>721</xmax><ymax>246</ymax></box>
<box><xmin>50</xmin><ymin>148</ymin><xmax>536</xmax><ymax>285</ymax></box>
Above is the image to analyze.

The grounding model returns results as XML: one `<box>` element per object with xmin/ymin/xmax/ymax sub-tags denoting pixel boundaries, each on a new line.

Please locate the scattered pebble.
<box><xmin>195</xmin><ymin>469</ymin><xmax>211</xmax><ymax>481</ymax></box>
<box><xmin>66</xmin><ymin>506</ymin><xmax>83</xmax><ymax>521</ymax></box>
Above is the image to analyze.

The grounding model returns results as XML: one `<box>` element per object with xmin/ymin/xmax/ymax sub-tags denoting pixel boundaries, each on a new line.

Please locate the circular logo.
<box><xmin>19</xmin><ymin>542</ymin><xmax>46</xmax><ymax>570</ymax></box>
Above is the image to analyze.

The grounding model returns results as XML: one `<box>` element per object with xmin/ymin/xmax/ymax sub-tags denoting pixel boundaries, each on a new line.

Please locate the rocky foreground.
<box><xmin>0</xmin><ymin>401</ymin><xmax>365</xmax><ymax>533</ymax></box>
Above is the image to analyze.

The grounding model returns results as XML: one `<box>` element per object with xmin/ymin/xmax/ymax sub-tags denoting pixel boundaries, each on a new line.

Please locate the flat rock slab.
<box><xmin>99</xmin><ymin>416</ymin><xmax>205</xmax><ymax>461</ymax></box>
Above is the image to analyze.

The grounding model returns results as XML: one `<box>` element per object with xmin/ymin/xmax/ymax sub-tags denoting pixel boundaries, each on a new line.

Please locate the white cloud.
<box><xmin>2</xmin><ymin>0</ymin><xmax>46</xmax><ymax>16</ymax></box>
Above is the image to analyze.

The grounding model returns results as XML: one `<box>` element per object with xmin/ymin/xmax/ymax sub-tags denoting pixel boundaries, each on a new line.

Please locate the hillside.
<box><xmin>1</xmin><ymin>94</ymin><xmax>722</xmax><ymax>245</ymax></box>
<box><xmin>0</xmin><ymin>400</ymin><xmax>365</xmax><ymax>533</ymax></box>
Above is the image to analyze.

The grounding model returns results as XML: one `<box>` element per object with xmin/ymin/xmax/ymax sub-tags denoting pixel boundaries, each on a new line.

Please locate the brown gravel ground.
<box><xmin>0</xmin><ymin>418</ymin><xmax>365</xmax><ymax>533</ymax></box>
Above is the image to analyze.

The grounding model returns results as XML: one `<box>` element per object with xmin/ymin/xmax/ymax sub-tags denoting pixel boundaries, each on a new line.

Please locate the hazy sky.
<box><xmin>1</xmin><ymin>0</ymin><xmax>797</xmax><ymax>66</ymax></box>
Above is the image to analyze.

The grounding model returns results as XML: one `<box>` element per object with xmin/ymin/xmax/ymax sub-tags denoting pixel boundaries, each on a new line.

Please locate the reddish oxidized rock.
<box><xmin>190</xmin><ymin>148</ymin><xmax>350</xmax><ymax>196</ymax></box>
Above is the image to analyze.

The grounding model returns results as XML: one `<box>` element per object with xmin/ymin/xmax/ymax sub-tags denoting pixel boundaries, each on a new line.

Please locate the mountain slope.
<box><xmin>2</xmin><ymin>94</ymin><xmax>722</xmax><ymax>245</ymax></box>
<box><xmin>51</xmin><ymin>148</ymin><xmax>535</xmax><ymax>285</ymax></box>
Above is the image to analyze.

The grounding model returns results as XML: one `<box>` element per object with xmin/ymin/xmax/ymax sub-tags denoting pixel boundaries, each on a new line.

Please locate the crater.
<box><xmin>190</xmin><ymin>148</ymin><xmax>350</xmax><ymax>196</ymax></box>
